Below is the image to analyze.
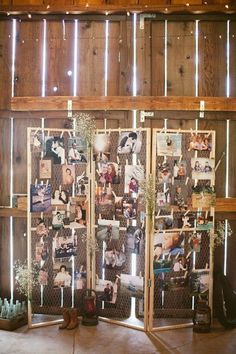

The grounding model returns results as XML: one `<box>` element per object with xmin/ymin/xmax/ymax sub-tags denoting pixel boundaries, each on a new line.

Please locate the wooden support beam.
<box><xmin>11</xmin><ymin>96</ymin><xmax>236</xmax><ymax>112</ymax></box>
<box><xmin>0</xmin><ymin>4</ymin><xmax>236</xmax><ymax>16</ymax></box>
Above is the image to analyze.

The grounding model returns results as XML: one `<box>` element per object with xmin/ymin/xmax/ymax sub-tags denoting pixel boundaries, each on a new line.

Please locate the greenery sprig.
<box><xmin>14</xmin><ymin>260</ymin><xmax>40</xmax><ymax>301</ymax></box>
<box><xmin>70</xmin><ymin>112</ymin><xmax>96</xmax><ymax>146</ymax></box>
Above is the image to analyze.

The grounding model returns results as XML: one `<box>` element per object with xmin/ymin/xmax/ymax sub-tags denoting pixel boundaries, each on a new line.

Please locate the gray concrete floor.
<box><xmin>0</xmin><ymin>320</ymin><xmax>236</xmax><ymax>354</ymax></box>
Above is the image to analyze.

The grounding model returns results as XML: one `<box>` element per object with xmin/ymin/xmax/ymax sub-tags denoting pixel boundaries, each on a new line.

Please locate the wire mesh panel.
<box><xmin>27</xmin><ymin>128</ymin><xmax>90</xmax><ymax>326</ymax></box>
<box><xmin>92</xmin><ymin>128</ymin><xmax>150</xmax><ymax>329</ymax></box>
<box><xmin>150</xmin><ymin>128</ymin><xmax>215</xmax><ymax>330</ymax></box>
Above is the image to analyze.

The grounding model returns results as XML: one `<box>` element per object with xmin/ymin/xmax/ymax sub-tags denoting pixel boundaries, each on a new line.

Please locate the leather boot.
<box><xmin>67</xmin><ymin>309</ymin><xmax>79</xmax><ymax>330</ymax></box>
<box><xmin>59</xmin><ymin>309</ymin><xmax>71</xmax><ymax>329</ymax></box>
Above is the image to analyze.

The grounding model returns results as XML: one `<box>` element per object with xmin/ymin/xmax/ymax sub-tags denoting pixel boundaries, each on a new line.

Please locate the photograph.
<box><xmin>172</xmin><ymin>256</ymin><xmax>189</xmax><ymax>272</ymax></box>
<box><xmin>191</xmin><ymin>158</ymin><xmax>215</xmax><ymax>180</ymax></box>
<box><xmin>69</xmin><ymin>197</ymin><xmax>87</xmax><ymax>228</ymax></box>
<box><xmin>30</xmin><ymin>184</ymin><xmax>52</xmax><ymax>213</ymax></box>
<box><xmin>117</xmin><ymin>131</ymin><xmax>142</xmax><ymax>154</ymax></box>
<box><xmin>153</xmin><ymin>258</ymin><xmax>173</xmax><ymax>275</ymax></box>
<box><xmin>74</xmin><ymin>268</ymin><xmax>87</xmax><ymax>290</ymax></box>
<box><xmin>124</xmin><ymin>165</ymin><xmax>144</xmax><ymax>194</ymax></box>
<box><xmin>38</xmin><ymin>268</ymin><xmax>48</xmax><ymax>286</ymax></box>
<box><xmin>53</xmin><ymin>262</ymin><xmax>72</xmax><ymax>288</ymax></box>
<box><xmin>189</xmin><ymin>232</ymin><xmax>202</xmax><ymax>252</ymax></box>
<box><xmin>68</xmin><ymin>137</ymin><xmax>87</xmax><ymax>164</ymax></box>
<box><xmin>188</xmin><ymin>133</ymin><xmax>212</xmax><ymax>151</ymax></box>
<box><xmin>153</xmin><ymin>232</ymin><xmax>184</xmax><ymax>256</ymax></box>
<box><xmin>164</xmin><ymin>274</ymin><xmax>189</xmax><ymax>291</ymax></box>
<box><xmin>52</xmin><ymin>210</ymin><xmax>65</xmax><ymax>230</ymax></box>
<box><xmin>177</xmin><ymin>212</ymin><xmax>196</xmax><ymax>229</ymax></box>
<box><xmin>157</xmin><ymin>162</ymin><xmax>172</xmax><ymax>184</ymax></box>
<box><xmin>35</xmin><ymin>241</ymin><xmax>49</xmax><ymax>263</ymax></box>
<box><xmin>53</xmin><ymin>234</ymin><xmax>77</xmax><ymax>259</ymax></box>
<box><xmin>76</xmin><ymin>175</ymin><xmax>89</xmax><ymax>196</ymax></box>
<box><xmin>156</xmin><ymin>133</ymin><xmax>182</xmax><ymax>156</ymax></box>
<box><xmin>97</xmin><ymin>162</ymin><xmax>121</xmax><ymax>184</ymax></box>
<box><xmin>62</xmin><ymin>165</ymin><xmax>75</xmax><ymax>185</ymax></box>
<box><xmin>104</xmin><ymin>247</ymin><xmax>126</xmax><ymax>269</ymax></box>
<box><xmin>114</xmin><ymin>196</ymin><xmax>123</xmax><ymax>219</ymax></box>
<box><xmin>95</xmin><ymin>185</ymin><xmax>114</xmax><ymax>212</ymax></box>
<box><xmin>126</xmin><ymin>226</ymin><xmax>144</xmax><ymax>254</ymax></box>
<box><xmin>93</xmin><ymin>134</ymin><xmax>111</xmax><ymax>163</ymax></box>
<box><xmin>36</xmin><ymin>218</ymin><xmax>49</xmax><ymax>238</ymax></box>
<box><xmin>192</xmin><ymin>190</ymin><xmax>216</xmax><ymax>209</ymax></box>
<box><xmin>196</xmin><ymin>212</ymin><xmax>213</xmax><ymax>230</ymax></box>
<box><xmin>155</xmin><ymin>215</ymin><xmax>173</xmax><ymax>231</ymax></box>
<box><xmin>39</xmin><ymin>159</ymin><xmax>52</xmax><ymax>179</ymax></box>
<box><xmin>120</xmin><ymin>273</ymin><xmax>144</xmax><ymax>297</ymax></box>
<box><xmin>30</xmin><ymin>131</ymin><xmax>43</xmax><ymax>152</ymax></box>
<box><xmin>44</xmin><ymin>136</ymin><xmax>65</xmax><ymax>164</ymax></box>
<box><xmin>96</xmin><ymin>276</ymin><xmax>119</xmax><ymax>304</ymax></box>
<box><xmin>173</xmin><ymin>160</ymin><xmax>187</xmax><ymax>180</ymax></box>
<box><xmin>189</xmin><ymin>269</ymin><xmax>210</xmax><ymax>295</ymax></box>
<box><xmin>157</xmin><ymin>191</ymin><xmax>170</xmax><ymax>208</ymax></box>
<box><xmin>174</xmin><ymin>186</ymin><xmax>188</xmax><ymax>211</ymax></box>
<box><xmin>51</xmin><ymin>189</ymin><xmax>70</xmax><ymax>205</ymax></box>
<box><xmin>96</xmin><ymin>219</ymin><xmax>120</xmax><ymax>243</ymax></box>
<box><xmin>123</xmin><ymin>197</ymin><xmax>137</xmax><ymax>219</ymax></box>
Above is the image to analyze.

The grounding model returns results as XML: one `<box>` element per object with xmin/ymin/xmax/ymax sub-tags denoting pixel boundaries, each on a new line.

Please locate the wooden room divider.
<box><xmin>27</xmin><ymin>126</ymin><xmax>215</xmax><ymax>331</ymax></box>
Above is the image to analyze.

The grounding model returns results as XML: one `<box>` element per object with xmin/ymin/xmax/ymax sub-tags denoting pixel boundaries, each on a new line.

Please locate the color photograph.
<box><xmin>157</xmin><ymin>161</ymin><xmax>172</xmax><ymax>184</ymax></box>
<box><xmin>124</xmin><ymin>165</ymin><xmax>144</xmax><ymax>194</ymax></box>
<box><xmin>96</xmin><ymin>219</ymin><xmax>120</xmax><ymax>243</ymax></box>
<box><xmin>123</xmin><ymin>197</ymin><xmax>137</xmax><ymax>219</ymax></box>
<box><xmin>104</xmin><ymin>247</ymin><xmax>126</xmax><ymax>269</ymax></box>
<box><xmin>53</xmin><ymin>262</ymin><xmax>72</xmax><ymax>288</ymax></box>
<box><xmin>126</xmin><ymin>226</ymin><xmax>143</xmax><ymax>254</ymax></box>
<box><xmin>39</xmin><ymin>159</ymin><xmax>52</xmax><ymax>179</ymax></box>
<box><xmin>93</xmin><ymin>133</ymin><xmax>111</xmax><ymax>163</ymax></box>
<box><xmin>191</xmin><ymin>158</ymin><xmax>215</xmax><ymax>180</ymax></box>
<box><xmin>62</xmin><ymin>165</ymin><xmax>75</xmax><ymax>185</ymax></box>
<box><xmin>173</xmin><ymin>160</ymin><xmax>187</xmax><ymax>180</ymax></box>
<box><xmin>53</xmin><ymin>234</ymin><xmax>77</xmax><ymax>259</ymax></box>
<box><xmin>96</xmin><ymin>276</ymin><xmax>119</xmax><ymax>304</ymax></box>
<box><xmin>153</xmin><ymin>232</ymin><xmax>184</xmax><ymax>256</ymax></box>
<box><xmin>120</xmin><ymin>274</ymin><xmax>144</xmax><ymax>298</ymax></box>
<box><xmin>190</xmin><ymin>269</ymin><xmax>210</xmax><ymax>295</ymax></box>
<box><xmin>156</xmin><ymin>133</ymin><xmax>182</xmax><ymax>156</ymax></box>
<box><xmin>97</xmin><ymin>162</ymin><xmax>121</xmax><ymax>184</ymax></box>
<box><xmin>30</xmin><ymin>184</ymin><xmax>52</xmax><ymax>212</ymax></box>
<box><xmin>188</xmin><ymin>133</ymin><xmax>212</xmax><ymax>151</ymax></box>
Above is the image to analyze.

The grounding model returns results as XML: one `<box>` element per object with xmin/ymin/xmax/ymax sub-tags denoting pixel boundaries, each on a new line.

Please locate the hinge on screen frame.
<box><xmin>148</xmin><ymin>279</ymin><xmax>152</xmax><ymax>288</ymax></box>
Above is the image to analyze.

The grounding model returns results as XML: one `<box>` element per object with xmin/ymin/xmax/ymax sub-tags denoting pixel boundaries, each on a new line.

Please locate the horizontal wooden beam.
<box><xmin>1</xmin><ymin>198</ymin><xmax>236</xmax><ymax>218</ymax></box>
<box><xmin>0</xmin><ymin>5</ymin><xmax>236</xmax><ymax>16</ymax></box>
<box><xmin>11</xmin><ymin>96</ymin><xmax>236</xmax><ymax>113</ymax></box>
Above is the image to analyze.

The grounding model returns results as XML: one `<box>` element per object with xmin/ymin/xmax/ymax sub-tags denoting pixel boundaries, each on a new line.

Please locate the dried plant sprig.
<box><xmin>212</xmin><ymin>221</ymin><xmax>233</xmax><ymax>248</ymax></box>
<box><xmin>71</xmin><ymin>113</ymin><xmax>96</xmax><ymax>146</ymax></box>
<box><xmin>81</xmin><ymin>233</ymin><xmax>100</xmax><ymax>253</ymax></box>
<box><xmin>14</xmin><ymin>260</ymin><xmax>40</xmax><ymax>301</ymax></box>
<box><xmin>139</xmin><ymin>174</ymin><xmax>156</xmax><ymax>217</ymax></box>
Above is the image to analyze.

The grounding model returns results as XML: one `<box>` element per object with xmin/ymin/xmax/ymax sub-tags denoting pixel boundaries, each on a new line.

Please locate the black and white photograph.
<box><xmin>52</xmin><ymin>210</ymin><xmax>65</xmax><ymax>230</ymax></box>
<box><xmin>97</xmin><ymin>162</ymin><xmax>121</xmax><ymax>184</ymax></box>
<box><xmin>189</xmin><ymin>269</ymin><xmax>210</xmax><ymax>295</ymax></box>
<box><xmin>120</xmin><ymin>274</ymin><xmax>144</xmax><ymax>297</ymax></box>
<box><xmin>188</xmin><ymin>133</ymin><xmax>212</xmax><ymax>151</ymax></box>
<box><xmin>30</xmin><ymin>184</ymin><xmax>52</xmax><ymax>212</ymax></box>
<box><xmin>96</xmin><ymin>277</ymin><xmax>119</xmax><ymax>304</ymax></box>
<box><xmin>93</xmin><ymin>134</ymin><xmax>111</xmax><ymax>163</ymax></box>
<box><xmin>30</xmin><ymin>131</ymin><xmax>43</xmax><ymax>152</ymax></box>
<box><xmin>96</xmin><ymin>219</ymin><xmax>120</xmax><ymax>242</ymax></box>
<box><xmin>44</xmin><ymin>136</ymin><xmax>65</xmax><ymax>164</ymax></box>
<box><xmin>76</xmin><ymin>174</ymin><xmax>89</xmax><ymax>196</ymax></box>
<box><xmin>104</xmin><ymin>247</ymin><xmax>126</xmax><ymax>269</ymax></box>
<box><xmin>68</xmin><ymin>137</ymin><xmax>87</xmax><ymax>164</ymax></box>
<box><xmin>124</xmin><ymin>165</ymin><xmax>144</xmax><ymax>194</ymax></box>
<box><xmin>123</xmin><ymin>197</ymin><xmax>137</xmax><ymax>219</ymax></box>
<box><xmin>117</xmin><ymin>131</ymin><xmax>142</xmax><ymax>154</ymax></box>
<box><xmin>53</xmin><ymin>262</ymin><xmax>72</xmax><ymax>288</ymax></box>
<box><xmin>191</xmin><ymin>158</ymin><xmax>215</xmax><ymax>180</ymax></box>
<box><xmin>126</xmin><ymin>226</ymin><xmax>143</xmax><ymax>254</ymax></box>
<box><xmin>156</xmin><ymin>133</ymin><xmax>182</xmax><ymax>156</ymax></box>
<box><xmin>51</xmin><ymin>189</ymin><xmax>70</xmax><ymax>206</ymax></box>
<box><xmin>53</xmin><ymin>234</ymin><xmax>77</xmax><ymax>259</ymax></box>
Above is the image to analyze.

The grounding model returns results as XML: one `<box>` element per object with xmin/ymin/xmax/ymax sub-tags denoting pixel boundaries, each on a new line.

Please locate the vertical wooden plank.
<box><xmin>199</xmin><ymin>120</ymin><xmax>226</xmax><ymax>198</ymax></box>
<box><xmin>227</xmin><ymin>220</ymin><xmax>236</xmax><ymax>289</ymax></box>
<box><xmin>229</xmin><ymin>120</ymin><xmax>236</xmax><ymax>197</ymax></box>
<box><xmin>107</xmin><ymin>21</ymin><xmax>120</xmax><ymax>96</ymax></box>
<box><xmin>0</xmin><ymin>20</ymin><xmax>11</xmax><ymax>109</ymax></box>
<box><xmin>0</xmin><ymin>119</ymin><xmax>11</xmax><ymax>206</ymax></box>
<box><xmin>119</xmin><ymin>18</ymin><xmax>132</xmax><ymax>96</ymax></box>
<box><xmin>0</xmin><ymin>218</ymin><xmax>10</xmax><ymax>298</ymax></box>
<box><xmin>167</xmin><ymin>21</ymin><xmax>195</xmax><ymax>96</ymax></box>
<box><xmin>46</xmin><ymin>20</ymin><xmax>74</xmax><ymax>96</ymax></box>
<box><xmin>12</xmin><ymin>0</ymin><xmax>43</xmax><ymax>4</ymax></box>
<box><xmin>136</xmin><ymin>18</ymin><xmax>151</xmax><ymax>96</ymax></box>
<box><xmin>229</xmin><ymin>21</ymin><xmax>236</xmax><ymax>97</ymax></box>
<box><xmin>78</xmin><ymin>21</ymin><xmax>106</xmax><ymax>96</ymax></box>
<box><xmin>13</xmin><ymin>118</ymin><xmax>40</xmax><ymax>194</ymax></box>
<box><xmin>151</xmin><ymin>21</ymin><xmax>165</xmax><ymax>96</ymax></box>
<box><xmin>13</xmin><ymin>218</ymin><xmax>27</xmax><ymax>265</ymax></box>
<box><xmin>15</xmin><ymin>20</ymin><xmax>43</xmax><ymax>97</ymax></box>
<box><xmin>198</xmin><ymin>21</ymin><xmax>227</xmax><ymax>97</ymax></box>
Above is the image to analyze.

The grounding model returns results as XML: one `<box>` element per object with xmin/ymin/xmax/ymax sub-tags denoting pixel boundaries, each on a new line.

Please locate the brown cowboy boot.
<box><xmin>67</xmin><ymin>309</ymin><xmax>79</xmax><ymax>330</ymax></box>
<box><xmin>59</xmin><ymin>309</ymin><xmax>71</xmax><ymax>329</ymax></box>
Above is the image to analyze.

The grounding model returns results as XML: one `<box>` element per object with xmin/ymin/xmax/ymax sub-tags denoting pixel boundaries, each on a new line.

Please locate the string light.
<box><xmin>28</xmin><ymin>13</ymin><xmax>32</xmax><ymax>19</ymax></box>
<box><xmin>186</xmin><ymin>3</ymin><xmax>190</xmax><ymax>6</ymax></box>
<box><xmin>67</xmin><ymin>70</ymin><xmax>72</xmax><ymax>76</ymax></box>
<box><xmin>46</xmin><ymin>5</ymin><xmax>50</xmax><ymax>9</ymax></box>
<box><xmin>53</xmin><ymin>86</ymin><xmax>58</xmax><ymax>92</ymax></box>
<box><xmin>66</xmin><ymin>11</ymin><xmax>69</xmax><ymax>15</ymax></box>
<box><xmin>225</xmin><ymin>4</ymin><xmax>229</xmax><ymax>9</ymax></box>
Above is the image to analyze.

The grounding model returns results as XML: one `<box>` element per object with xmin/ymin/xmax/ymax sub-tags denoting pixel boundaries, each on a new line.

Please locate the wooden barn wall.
<box><xmin>1</xmin><ymin>16</ymin><xmax>236</xmax><ymax>297</ymax></box>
